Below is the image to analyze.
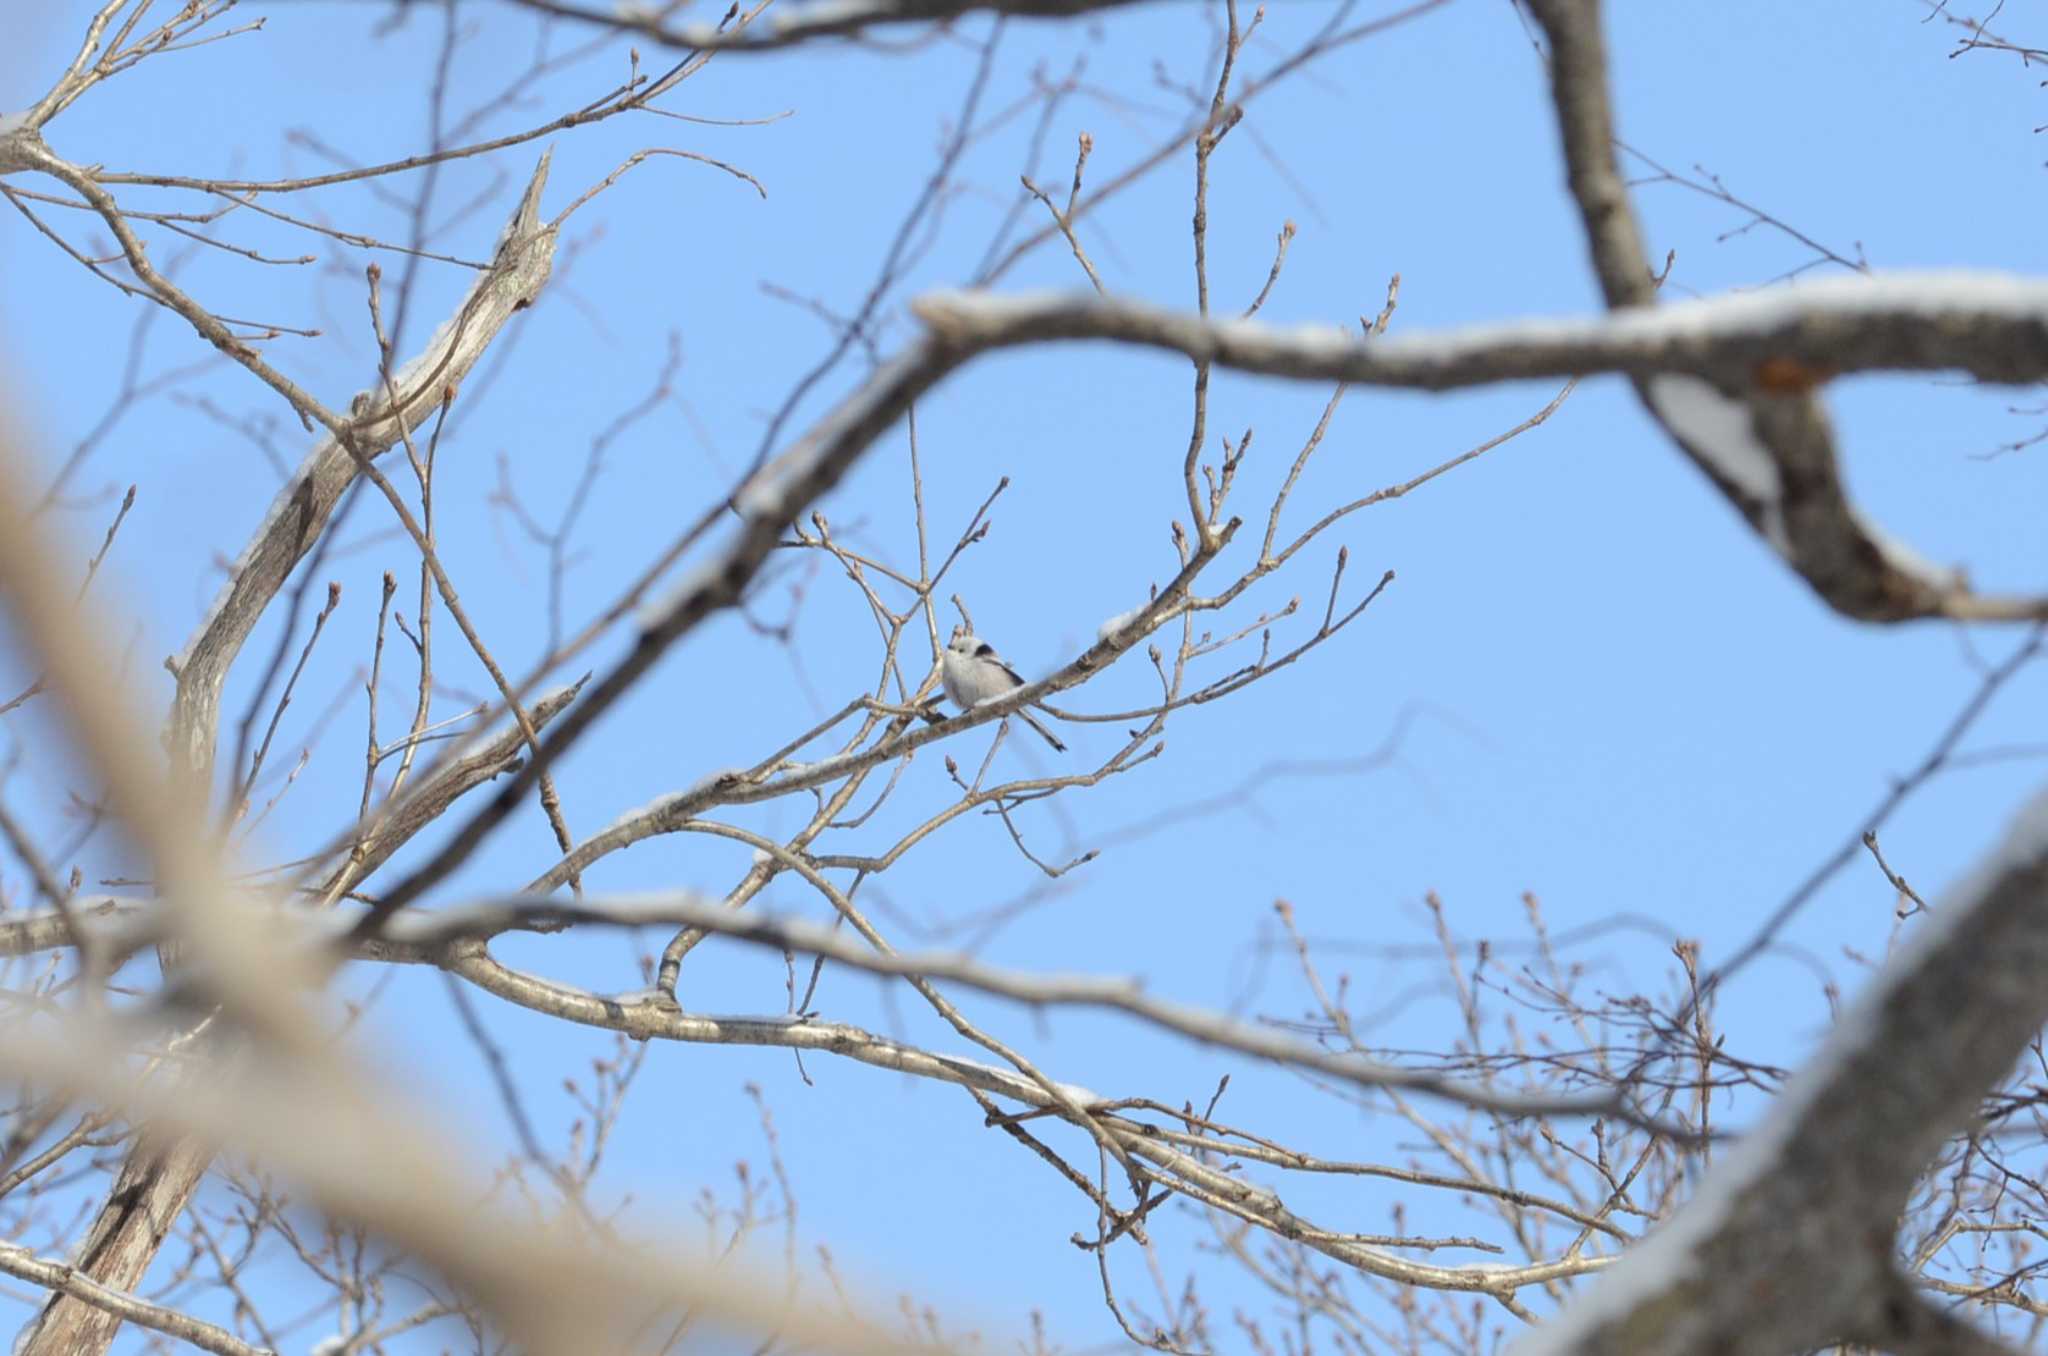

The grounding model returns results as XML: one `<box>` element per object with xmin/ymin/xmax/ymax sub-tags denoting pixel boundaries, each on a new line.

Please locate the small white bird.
<box><xmin>941</xmin><ymin>631</ymin><xmax>1067</xmax><ymax>752</ymax></box>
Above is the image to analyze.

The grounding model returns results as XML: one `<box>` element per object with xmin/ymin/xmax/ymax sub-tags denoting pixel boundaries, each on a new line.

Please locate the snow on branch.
<box><xmin>915</xmin><ymin>278</ymin><xmax>2048</xmax><ymax>624</ymax></box>
<box><xmin>1516</xmin><ymin>0</ymin><xmax>2042</xmax><ymax>629</ymax></box>
<box><xmin>914</xmin><ymin>274</ymin><xmax>2048</xmax><ymax>391</ymax></box>
<box><xmin>1510</xmin><ymin>2</ymin><xmax>2048</xmax><ymax>1350</ymax></box>
<box><xmin>365</xmin><ymin>263</ymin><xmax>2048</xmax><ymax>935</ymax></box>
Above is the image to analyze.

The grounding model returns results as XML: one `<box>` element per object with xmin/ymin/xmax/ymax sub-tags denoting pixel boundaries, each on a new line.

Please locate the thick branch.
<box><xmin>165</xmin><ymin>153</ymin><xmax>556</xmax><ymax>788</ymax></box>
<box><xmin>927</xmin><ymin>282</ymin><xmax>2048</xmax><ymax>623</ymax></box>
<box><xmin>913</xmin><ymin>279</ymin><xmax>2048</xmax><ymax>393</ymax></box>
<box><xmin>346</xmin><ymin>328</ymin><xmax>1030</xmax><ymax>935</ymax></box>
<box><xmin>14</xmin><ymin>156</ymin><xmax>556</xmax><ymax>1356</ymax></box>
<box><xmin>0</xmin><ymin>1018</ymin><xmax>952</xmax><ymax>1356</ymax></box>
<box><xmin>315</xmin><ymin>680</ymin><xmax>584</xmax><ymax>899</ymax></box>
<box><xmin>1520</xmin><ymin>781</ymin><xmax>2048</xmax><ymax>1356</ymax></box>
<box><xmin>360</xmin><ymin>265</ymin><xmax>2048</xmax><ymax>933</ymax></box>
<box><xmin>1522</xmin><ymin>0</ymin><xmax>1991</xmax><ymax>623</ymax></box>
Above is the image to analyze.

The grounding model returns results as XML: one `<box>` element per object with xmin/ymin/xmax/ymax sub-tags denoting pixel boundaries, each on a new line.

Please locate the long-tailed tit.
<box><xmin>941</xmin><ymin>632</ymin><xmax>1067</xmax><ymax>752</ymax></box>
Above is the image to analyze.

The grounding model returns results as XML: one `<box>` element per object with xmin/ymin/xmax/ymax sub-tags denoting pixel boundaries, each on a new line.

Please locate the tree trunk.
<box><xmin>17</xmin><ymin>1138</ymin><xmax>211</xmax><ymax>1355</ymax></box>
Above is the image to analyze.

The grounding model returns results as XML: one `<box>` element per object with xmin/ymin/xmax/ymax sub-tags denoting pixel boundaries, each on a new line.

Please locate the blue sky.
<box><xmin>3</xmin><ymin>0</ymin><xmax>2047</xmax><ymax>1350</ymax></box>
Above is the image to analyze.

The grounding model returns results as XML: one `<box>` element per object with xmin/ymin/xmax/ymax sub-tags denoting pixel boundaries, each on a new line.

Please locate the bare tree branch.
<box><xmin>4</xmin><ymin>154</ymin><xmax>557</xmax><ymax>1356</ymax></box>
<box><xmin>498</xmin><ymin>0</ymin><xmax>1156</xmax><ymax>51</ymax></box>
<box><xmin>165</xmin><ymin>153</ymin><xmax>558</xmax><ymax>788</ymax></box>
<box><xmin>0</xmin><ymin>1238</ymin><xmax>273</xmax><ymax>1356</ymax></box>
<box><xmin>1523</xmin><ymin>0</ymin><xmax>2006</xmax><ymax>625</ymax></box>
<box><xmin>913</xmin><ymin>278</ymin><xmax>2048</xmax><ymax>393</ymax></box>
<box><xmin>1521</xmin><ymin>780</ymin><xmax>2048</xmax><ymax>1354</ymax></box>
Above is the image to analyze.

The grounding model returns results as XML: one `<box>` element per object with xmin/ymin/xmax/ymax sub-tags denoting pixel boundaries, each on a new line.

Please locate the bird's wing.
<box><xmin>972</xmin><ymin>641</ymin><xmax>1029</xmax><ymax>689</ymax></box>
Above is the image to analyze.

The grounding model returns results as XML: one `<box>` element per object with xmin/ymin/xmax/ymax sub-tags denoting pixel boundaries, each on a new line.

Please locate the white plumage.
<box><xmin>940</xmin><ymin>632</ymin><xmax>1067</xmax><ymax>752</ymax></box>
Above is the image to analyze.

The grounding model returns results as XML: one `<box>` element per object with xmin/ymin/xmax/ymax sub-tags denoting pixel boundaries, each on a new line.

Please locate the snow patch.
<box><xmin>931</xmin><ymin>272</ymin><xmax>2048</xmax><ymax>387</ymax></box>
<box><xmin>1393</xmin><ymin>271</ymin><xmax>2048</xmax><ymax>364</ymax></box>
<box><xmin>588</xmin><ymin>780</ymin><xmax>738</xmax><ymax>841</ymax></box>
<box><xmin>1645</xmin><ymin>375</ymin><xmax>1796</xmax><ymax>560</ymax></box>
<box><xmin>1097</xmin><ymin>606</ymin><xmax>1144</xmax><ymax>642</ymax></box>
<box><xmin>1646</xmin><ymin>375</ymin><xmax>1780</xmax><ymax>504</ymax></box>
<box><xmin>1849</xmin><ymin>506</ymin><xmax>1964</xmax><ymax>591</ymax></box>
<box><xmin>634</xmin><ymin>558</ymin><xmax>721</xmax><ymax>633</ymax></box>
<box><xmin>591</xmin><ymin>793</ymin><xmax>678</xmax><ymax>840</ymax></box>
<box><xmin>733</xmin><ymin>443</ymin><xmax>808</xmax><ymax>519</ymax></box>
<box><xmin>680</xmin><ymin>767</ymin><xmax>745</xmax><ymax>799</ymax></box>
<box><xmin>926</xmin><ymin>1051</ymin><xmax>1107</xmax><ymax>1110</ymax></box>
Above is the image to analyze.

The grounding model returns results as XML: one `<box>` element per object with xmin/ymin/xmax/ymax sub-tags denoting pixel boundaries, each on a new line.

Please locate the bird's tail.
<box><xmin>1020</xmin><ymin>709</ymin><xmax>1067</xmax><ymax>753</ymax></box>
